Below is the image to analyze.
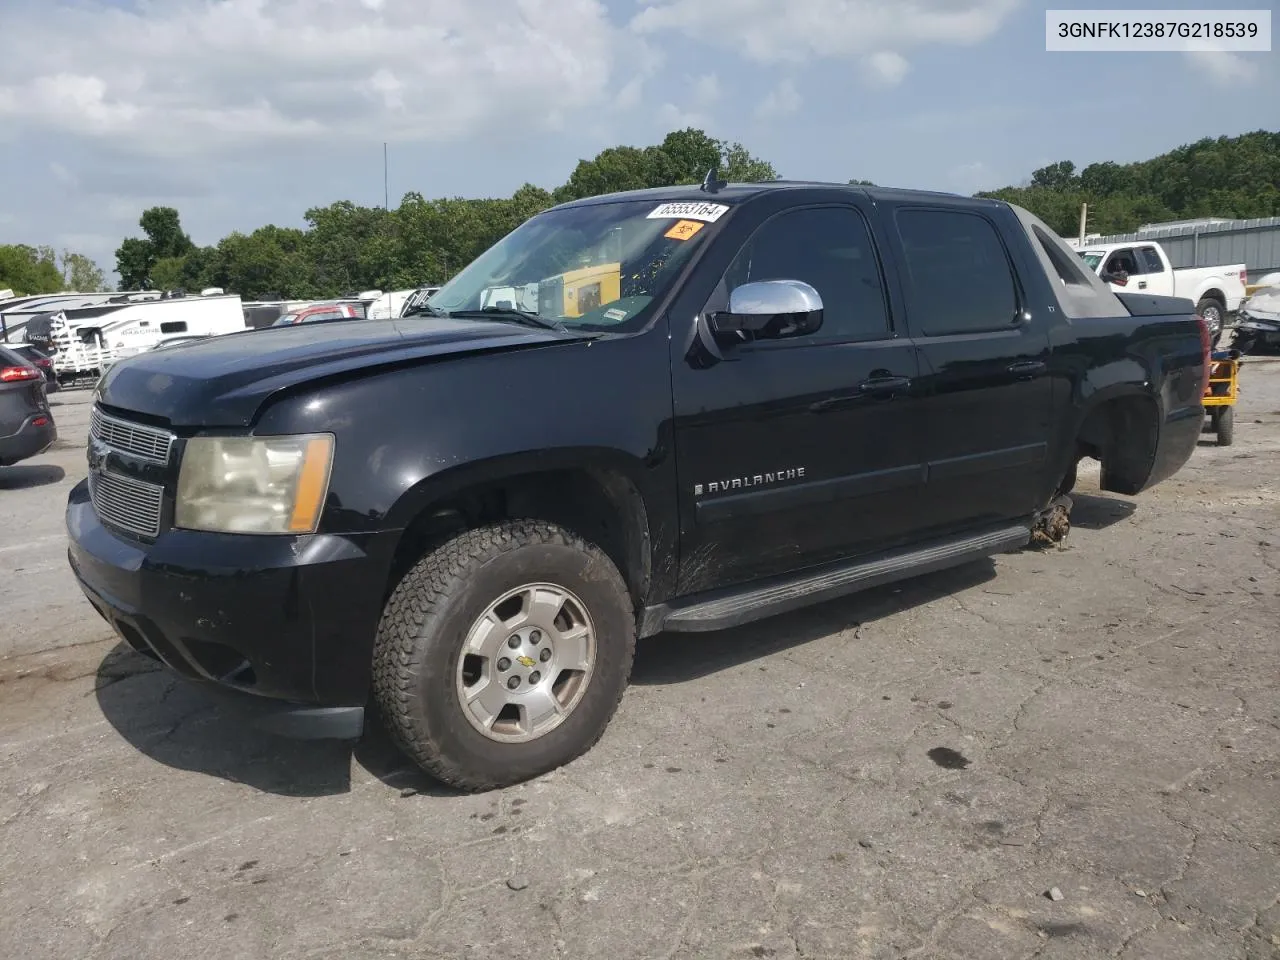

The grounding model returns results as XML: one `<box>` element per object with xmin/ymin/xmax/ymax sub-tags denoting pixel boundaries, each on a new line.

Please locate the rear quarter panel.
<box><xmin>1046</xmin><ymin>307</ymin><xmax>1204</xmax><ymax>495</ymax></box>
<box><xmin>993</xmin><ymin>208</ymin><xmax>1205</xmax><ymax>500</ymax></box>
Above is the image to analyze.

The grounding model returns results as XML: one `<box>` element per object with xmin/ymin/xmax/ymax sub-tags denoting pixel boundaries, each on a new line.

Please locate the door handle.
<box><xmin>1007</xmin><ymin>360</ymin><xmax>1047</xmax><ymax>379</ymax></box>
<box><xmin>858</xmin><ymin>375</ymin><xmax>912</xmax><ymax>397</ymax></box>
<box><xmin>1138</xmin><ymin>280</ymin><xmax>1148</xmax><ymax>289</ymax></box>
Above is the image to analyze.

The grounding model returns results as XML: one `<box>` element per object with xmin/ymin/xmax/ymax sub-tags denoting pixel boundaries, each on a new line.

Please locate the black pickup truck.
<box><xmin>66</xmin><ymin>181</ymin><xmax>1210</xmax><ymax>790</ymax></box>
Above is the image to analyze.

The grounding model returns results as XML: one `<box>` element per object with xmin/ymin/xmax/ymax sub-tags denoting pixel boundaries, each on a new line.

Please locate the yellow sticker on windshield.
<box><xmin>665</xmin><ymin>219</ymin><xmax>704</xmax><ymax>241</ymax></box>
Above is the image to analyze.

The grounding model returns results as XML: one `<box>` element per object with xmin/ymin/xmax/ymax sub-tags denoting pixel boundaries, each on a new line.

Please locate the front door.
<box><xmin>670</xmin><ymin>202</ymin><xmax>926</xmax><ymax>595</ymax></box>
<box><xmin>882</xmin><ymin>203</ymin><xmax>1054</xmax><ymax>536</ymax></box>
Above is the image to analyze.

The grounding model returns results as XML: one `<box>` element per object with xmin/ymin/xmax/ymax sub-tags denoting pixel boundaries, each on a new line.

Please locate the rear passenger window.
<box><xmin>723</xmin><ymin>206</ymin><xmax>890</xmax><ymax>343</ymax></box>
<box><xmin>1033</xmin><ymin>226</ymin><xmax>1094</xmax><ymax>287</ymax></box>
<box><xmin>1139</xmin><ymin>247</ymin><xmax>1163</xmax><ymax>274</ymax></box>
<box><xmin>896</xmin><ymin>209</ymin><xmax>1018</xmax><ymax>336</ymax></box>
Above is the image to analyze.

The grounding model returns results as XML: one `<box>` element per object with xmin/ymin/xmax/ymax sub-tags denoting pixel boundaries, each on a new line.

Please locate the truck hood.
<box><xmin>95</xmin><ymin>317</ymin><xmax>582</xmax><ymax>427</ymax></box>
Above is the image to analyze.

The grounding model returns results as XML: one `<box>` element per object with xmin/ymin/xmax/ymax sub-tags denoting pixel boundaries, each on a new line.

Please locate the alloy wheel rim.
<box><xmin>455</xmin><ymin>582</ymin><xmax>596</xmax><ymax>743</ymax></box>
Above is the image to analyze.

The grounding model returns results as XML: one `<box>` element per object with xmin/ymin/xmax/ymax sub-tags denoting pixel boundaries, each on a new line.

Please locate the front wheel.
<box><xmin>371</xmin><ymin>520</ymin><xmax>636</xmax><ymax>791</ymax></box>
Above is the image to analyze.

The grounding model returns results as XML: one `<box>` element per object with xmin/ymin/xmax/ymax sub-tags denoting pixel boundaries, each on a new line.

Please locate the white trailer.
<box><xmin>366</xmin><ymin>288</ymin><xmax>417</xmax><ymax>320</ymax></box>
<box><xmin>49</xmin><ymin>294</ymin><xmax>247</xmax><ymax>382</ymax></box>
<box><xmin>1</xmin><ymin>291</ymin><xmax>161</xmax><ymax>343</ymax></box>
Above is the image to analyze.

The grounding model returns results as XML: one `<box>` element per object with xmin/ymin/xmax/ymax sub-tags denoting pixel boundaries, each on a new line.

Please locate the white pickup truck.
<box><xmin>1075</xmin><ymin>240</ymin><xmax>1247</xmax><ymax>340</ymax></box>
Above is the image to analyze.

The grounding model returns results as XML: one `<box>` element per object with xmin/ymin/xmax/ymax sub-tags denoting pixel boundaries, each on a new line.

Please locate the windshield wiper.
<box><xmin>402</xmin><ymin>302</ymin><xmax>449</xmax><ymax>318</ymax></box>
<box><xmin>447</xmin><ymin>307</ymin><xmax>564</xmax><ymax>332</ymax></box>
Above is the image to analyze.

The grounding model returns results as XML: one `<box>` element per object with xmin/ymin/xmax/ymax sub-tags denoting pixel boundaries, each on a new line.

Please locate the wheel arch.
<box><xmin>382</xmin><ymin>448</ymin><xmax>655</xmax><ymax>613</ymax></box>
<box><xmin>1195</xmin><ymin>287</ymin><xmax>1226</xmax><ymax>309</ymax></box>
<box><xmin>1070</xmin><ymin>388</ymin><xmax>1163</xmax><ymax>495</ymax></box>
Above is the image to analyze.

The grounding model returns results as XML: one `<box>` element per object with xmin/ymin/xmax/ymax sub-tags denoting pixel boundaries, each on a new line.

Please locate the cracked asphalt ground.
<box><xmin>2</xmin><ymin>364</ymin><xmax>1279</xmax><ymax>960</ymax></box>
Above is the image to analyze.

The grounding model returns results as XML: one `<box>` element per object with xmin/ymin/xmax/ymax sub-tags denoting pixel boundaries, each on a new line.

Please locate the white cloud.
<box><xmin>861</xmin><ymin>51</ymin><xmax>910</xmax><ymax>87</ymax></box>
<box><xmin>692</xmin><ymin>73</ymin><xmax>722</xmax><ymax>107</ymax></box>
<box><xmin>655</xmin><ymin>72</ymin><xmax>721</xmax><ymax>130</ymax></box>
<box><xmin>54</xmin><ymin>232</ymin><xmax>120</xmax><ymax>264</ymax></box>
<box><xmin>947</xmin><ymin>161</ymin><xmax>996</xmax><ymax>194</ymax></box>
<box><xmin>656</xmin><ymin>102</ymin><xmax>709</xmax><ymax>130</ymax></box>
<box><xmin>1185</xmin><ymin>51</ymin><xmax>1259</xmax><ymax>87</ymax></box>
<box><xmin>756</xmin><ymin>79</ymin><xmax>802</xmax><ymax>119</ymax></box>
<box><xmin>0</xmin><ymin>0</ymin><xmax>637</xmax><ymax>158</ymax></box>
<box><xmin>49</xmin><ymin>161</ymin><xmax>79</xmax><ymax>188</ymax></box>
<box><xmin>630</xmin><ymin>0</ymin><xmax>1020</xmax><ymax>63</ymax></box>
<box><xmin>616</xmin><ymin>77</ymin><xmax>646</xmax><ymax>110</ymax></box>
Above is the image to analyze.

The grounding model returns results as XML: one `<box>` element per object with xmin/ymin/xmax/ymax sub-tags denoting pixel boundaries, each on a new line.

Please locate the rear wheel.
<box><xmin>1215</xmin><ymin>406</ymin><xmax>1234</xmax><ymax>446</ymax></box>
<box><xmin>371</xmin><ymin>520</ymin><xmax>636</xmax><ymax>791</ymax></box>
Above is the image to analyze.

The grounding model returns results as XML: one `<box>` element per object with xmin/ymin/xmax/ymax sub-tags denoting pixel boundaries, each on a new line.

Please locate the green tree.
<box><xmin>208</xmin><ymin>226</ymin><xmax>315</xmax><ymax>300</ymax></box>
<box><xmin>150</xmin><ymin>257</ymin><xmax>187</xmax><ymax>292</ymax></box>
<box><xmin>139</xmin><ymin>207</ymin><xmax>195</xmax><ymax>259</ymax></box>
<box><xmin>719</xmin><ymin>141</ymin><xmax>777</xmax><ymax>182</ymax></box>
<box><xmin>979</xmin><ymin>130</ymin><xmax>1280</xmax><ymax>235</ymax></box>
<box><xmin>1029</xmin><ymin>161</ymin><xmax>1078</xmax><ymax>192</ymax></box>
<box><xmin>657</xmin><ymin>128</ymin><xmax>722</xmax><ymax>182</ymax></box>
<box><xmin>114</xmin><ymin>206</ymin><xmax>196</xmax><ymax>289</ymax></box>
<box><xmin>0</xmin><ymin>244</ymin><xmax>65</xmax><ymax>295</ymax></box>
<box><xmin>554</xmin><ymin>128</ymin><xmax>778</xmax><ymax>203</ymax></box>
<box><xmin>60</xmin><ymin>251</ymin><xmax>107</xmax><ymax>291</ymax></box>
<box><xmin>114</xmin><ymin>237</ymin><xmax>154</xmax><ymax>290</ymax></box>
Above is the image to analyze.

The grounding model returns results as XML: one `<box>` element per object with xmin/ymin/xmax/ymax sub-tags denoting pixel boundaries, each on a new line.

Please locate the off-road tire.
<box><xmin>371</xmin><ymin>520</ymin><xmax>636</xmax><ymax>791</ymax></box>
<box><xmin>1215</xmin><ymin>406</ymin><xmax>1234</xmax><ymax>446</ymax></box>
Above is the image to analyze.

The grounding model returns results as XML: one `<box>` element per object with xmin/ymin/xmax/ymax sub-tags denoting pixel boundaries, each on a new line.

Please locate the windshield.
<box><xmin>426</xmin><ymin>199</ymin><xmax>727</xmax><ymax>332</ymax></box>
<box><xmin>272</xmin><ymin>313</ymin><xmax>299</xmax><ymax>326</ymax></box>
<box><xmin>1078</xmin><ymin>252</ymin><xmax>1103</xmax><ymax>271</ymax></box>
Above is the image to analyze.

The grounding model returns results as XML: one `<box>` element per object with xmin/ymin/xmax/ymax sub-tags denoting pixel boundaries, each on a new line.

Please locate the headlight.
<box><xmin>175</xmin><ymin>434</ymin><xmax>334</xmax><ymax>534</ymax></box>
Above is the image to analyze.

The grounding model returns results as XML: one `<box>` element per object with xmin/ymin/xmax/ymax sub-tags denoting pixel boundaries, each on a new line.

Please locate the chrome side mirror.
<box><xmin>708</xmin><ymin>280</ymin><xmax>824</xmax><ymax>341</ymax></box>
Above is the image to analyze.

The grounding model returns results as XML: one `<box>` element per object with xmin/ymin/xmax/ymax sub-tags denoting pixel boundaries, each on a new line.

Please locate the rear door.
<box><xmin>882</xmin><ymin>203</ymin><xmax>1054</xmax><ymax>536</ymax></box>
<box><xmin>670</xmin><ymin>200</ymin><xmax>926</xmax><ymax>594</ymax></box>
<box><xmin>1134</xmin><ymin>245</ymin><xmax>1174</xmax><ymax>296</ymax></box>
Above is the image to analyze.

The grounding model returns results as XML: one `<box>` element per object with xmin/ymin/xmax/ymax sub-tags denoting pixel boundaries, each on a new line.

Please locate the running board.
<box><xmin>641</xmin><ymin>524</ymin><xmax>1031</xmax><ymax>636</ymax></box>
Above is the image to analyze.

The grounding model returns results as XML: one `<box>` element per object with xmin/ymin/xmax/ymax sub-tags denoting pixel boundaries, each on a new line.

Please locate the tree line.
<box><xmin>977</xmin><ymin>129</ymin><xmax>1280</xmax><ymax>238</ymax></box>
<box><xmin>0</xmin><ymin>245</ymin><xmax>106</xmax><ymax>297</ymax></box>
<box><xmin>115</xmin><ymin>129</ymin><xmax>780</xmax><ymax>300</ymax></box>
<box><xmin>5</xmin><ymin>128</ymin><xmax>1277</xmax><ymax>301</ymax></box>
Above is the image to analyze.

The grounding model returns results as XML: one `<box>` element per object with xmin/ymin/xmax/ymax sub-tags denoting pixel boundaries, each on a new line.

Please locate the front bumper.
<box><xmin>66</xmin><ymin>479</ymin><xmax>397</xmax><ymax>740</ymax></box>
<box><xmin>0</xmin><ymin>414</ymin><xmax>56</xmax><ymax>466</ymax></box>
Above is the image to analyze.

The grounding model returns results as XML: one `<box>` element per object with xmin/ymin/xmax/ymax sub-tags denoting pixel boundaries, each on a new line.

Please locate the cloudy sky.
<box><xmin>1</xmin><ymin>0</ymin><xmax>1276</xmax><ymax>282</ymax></box>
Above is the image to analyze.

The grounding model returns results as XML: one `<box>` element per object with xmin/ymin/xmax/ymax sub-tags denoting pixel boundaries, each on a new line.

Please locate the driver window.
<box><xmin>723</xmin><ymin>206</ymin><xmax>891</xmax><ymax>343</ymax></box>
<box><xmin>1106</xmin><ymin>249</ymin><xmax>1138</xmax><ymax>276</ymax></box>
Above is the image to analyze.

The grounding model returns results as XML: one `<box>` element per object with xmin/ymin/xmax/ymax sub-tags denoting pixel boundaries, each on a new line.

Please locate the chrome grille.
<box><xmin>90</xmin><ymin>406</ymin><xmax>173</xmax><ymax>463</ymax></box>
<box><xmin>90</xmin><ymin>471</ymin><xmax>164</xmax><ymax>538</ymax></box>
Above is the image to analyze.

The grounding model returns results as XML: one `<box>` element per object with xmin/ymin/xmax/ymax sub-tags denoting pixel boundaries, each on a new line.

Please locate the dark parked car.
<box><xmin>8</xmin><ymin>343</ymin><xmax>59</xmax><ymax>392</ymax></box>
<box><xmin>66</xmin><ymin>181</ymin><xmax>1208</xmax><ymax>791</ymax></box>
<box><xmin>0</xmin><ymin>345</ymin><xmax>56</xmax><ymax>466</ymax></box>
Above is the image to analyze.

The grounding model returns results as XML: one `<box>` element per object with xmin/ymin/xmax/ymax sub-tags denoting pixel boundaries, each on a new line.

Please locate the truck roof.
<box><xmin>1077</xmin><ymin>240</ymin><xmax>1161</xmax><ymax>254</ymax></box>
<box><xmin>553</xmin><ymin>180</ymin><xmax>1004</xmax><ymax>211</ymax></box>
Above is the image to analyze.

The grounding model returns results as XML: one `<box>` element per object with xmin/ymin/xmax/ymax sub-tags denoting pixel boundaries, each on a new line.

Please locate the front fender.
<box><xmin>252</xmin><ymin>325</ymin><xmax>682</xmax><ymax>599</ymax></box>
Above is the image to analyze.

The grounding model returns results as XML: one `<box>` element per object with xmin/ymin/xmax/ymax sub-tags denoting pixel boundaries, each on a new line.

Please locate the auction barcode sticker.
<box><xmin>1046</xmin><ymin>9</ymin><xmax>1271</xmax><ymax>51</ymax></box>
<box><xmin>647</xmin><ymin>202</ymin><xmax>730</xmax><ymax>222</ymax></box>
